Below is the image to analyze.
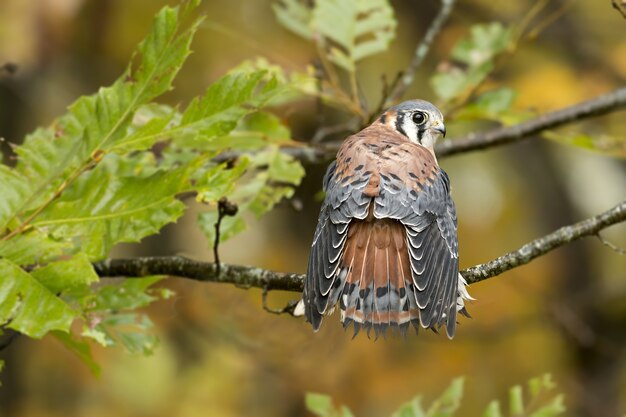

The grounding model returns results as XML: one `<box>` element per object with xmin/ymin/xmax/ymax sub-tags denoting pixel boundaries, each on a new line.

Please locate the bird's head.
<box><xmin>377</xmin><ymin>99</ymin><xmax>446</xmax><ymax>151</ymax></box>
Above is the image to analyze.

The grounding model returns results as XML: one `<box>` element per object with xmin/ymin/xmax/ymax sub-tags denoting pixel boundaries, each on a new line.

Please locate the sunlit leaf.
<box><xmin>0</xmin><ymin>259</ymin><xmax>75</xmax><ymax>338</ymax></box>
<box><xmin>544</xmin><ymin>131</ymin><xmax>626</xmax><ymax>158</ymax></box>
<box><xmin>32</xmin><ymin>155</ymin><xmax>195</xmax><ymax>260</ymax></box>
<box><xmin>431</xmin><ymin>22</ymin><xmax>511</xmax><ymax>102</ymax></box>
<box><xmin>198</xmin><ymin>145</ymin><xmax>304</xmax><ymax>245</ymax></box>
<box><xmin>0</xmin><ymin>3</ymin><xmax>202</xmax><ymax>235</ymax></box>
<box><xmin>508</xmin><ymin>385</ymin><xmax>524</xmax><ymax>416</ymax></box>
<box><xmin>273</xmin><ymin>0</ymin><xmax>396</xmax><ymax>72</ymax></box>
<box><xmin>455</xmin><ymin>88</ymin><xmax>517</xmax><ymax>122</ymax></box>
<box><xmin>53</xmin><ymin>330</ymin><xmax>101</xmax><ymax>376</ymax></box>
<box><xmin>31</xmin><ymin>253</ymin><xmax>99</xmax><ymax>294</ymax></box>
<box><xmin>305</xmin><ymin>393</ymin><xmax>354</xmax><ymax>417</ymax></box>
<box><xmin>392</xmin><ymin>396</ymin><xmax>427</xmax><ymax>417</ymax></box>
<box><xmin>273</xmin><ymin>0</ymin><xmax>313</xmax><ymax>39</ymax></box>
<box><xmin>0</xmin><ymin>230</ymin><xmax>70</xmax><ymax>265</ymax></box>
<box><xmin>426</xmin><ymin>377</ymin><xmax>464</xmax><ymax>417</ymax></box>
<box><xmin>481</xmin><ymin>401</ymin><xmax>502</xmax><ymax>417</ymax></box>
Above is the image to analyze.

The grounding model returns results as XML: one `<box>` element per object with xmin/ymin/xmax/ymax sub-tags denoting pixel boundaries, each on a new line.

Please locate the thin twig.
<box><xmin>0</xmin><ymin>331</ymin><xmax>20</xmax><ymax>351</ymax></box>
<box><xmin>612</xmin><ymin>0</ymin><xmax>626</xmax><ymax>18</ymax></box>
<box><xmin>93</xmin><ymin>200</ymin><xmax>626</xmax><ymax>291</ymax></box>
<box><xmin>596</xmin><ymin>233</ymin><xmax>626</xmax><ymax>255</ymax></box>
<box><xmin>213</xmin><ymin>197</ymin><xmax>238</xmax><ymax>276</ymax></box>
<box><xmin>212</xmin><ymin>87</ymin><xmax>626</xmax><ymax>165</ymax></box>
<box><xmin>384</xmin><ymin>0</ymin><xmax>456</xmax><ymax>107</ymax></box>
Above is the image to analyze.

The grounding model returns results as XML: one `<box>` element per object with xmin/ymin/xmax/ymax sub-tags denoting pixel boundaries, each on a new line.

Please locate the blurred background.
<box><xmin>0</xmin><ymin>0</ymin><xmax>625</xmax><ymax>416</ymax></box>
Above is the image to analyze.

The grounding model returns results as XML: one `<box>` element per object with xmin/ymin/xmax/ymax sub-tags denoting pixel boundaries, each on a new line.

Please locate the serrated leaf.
<box><xmin>31</xmin><ymin>155</ymin><xmax>194</xmax><ymax>260</ymax></box>
<box><xmin>92</xmin><ymin>276</ymin><xmax>164</xmax><ymax>312</ymax></box>
<box><xmin>0</xmin><ymin>3</ymin><xmax>201</xmax><ymax>236</ymax></box>
<box><xmin>81</xmin><ymin>277</ymin><xmax>164</xmax><ymax>354</ymax></box>
<box><xmin>198</xmin><ymin>146</ymin><xmax>304</xmax><ymax>245</ymax></box>
<box><xmin>313</xmin><ymin>0</ymin><xmax>396</xmax><ymax>71</ymax></box>
<box><xmin>0</xmin><ymin>259</ymin><xmax>75</xmax><ymax>338</ymax></box>
<box><xmin>273</xmin><ymin>0</ymin><xmax>396</xmax><ymax>72</ymax></box>
<box><xmin>0</xmin><ymin>230</ymin><xmax>70</xmax><ymax>265</ymax></box>
<box><xmin>197</xmin><ymin>159</ymin><xmax>250</xmax><ymax>202</ymax></box>
<box><xmin>31</xmin><ymin>253</ymin><xmax>99</xmax><ymax>294</ymax></box>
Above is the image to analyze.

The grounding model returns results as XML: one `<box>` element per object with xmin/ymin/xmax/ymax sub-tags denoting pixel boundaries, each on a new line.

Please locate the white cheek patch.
<box><xmin>421</xmin><ymin>134</ymin><xmax>436</xmax><ymax>149</ymax></box>
<box><xmin>402</xmin><ymin>118</ymin><xmax>419</xmax><ymax>143</ymax></box>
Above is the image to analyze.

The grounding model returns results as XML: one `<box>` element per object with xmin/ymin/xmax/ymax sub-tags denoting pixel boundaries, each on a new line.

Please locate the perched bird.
<box><xmin>296</xmin><ymin>100</ymin><xmax>472</xmax><ymax>339</ymax></box>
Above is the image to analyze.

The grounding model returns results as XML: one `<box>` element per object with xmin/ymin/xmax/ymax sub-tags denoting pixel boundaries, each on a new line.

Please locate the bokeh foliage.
<box><xmin>0</xmin><ymin>0</ymin><xmax>624</xmax><ymax>415</ymax></box>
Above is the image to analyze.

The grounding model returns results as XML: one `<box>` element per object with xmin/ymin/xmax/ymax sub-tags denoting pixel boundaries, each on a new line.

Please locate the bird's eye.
<box><xmin>412</xmin><ymin>111</ymin><xmax>427</xmax><ymax>125</ymax></box>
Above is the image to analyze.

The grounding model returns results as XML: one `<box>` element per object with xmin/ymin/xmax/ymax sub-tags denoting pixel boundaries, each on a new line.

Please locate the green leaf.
<box><xmin>52</xmin><ymin>330</ymin><xmax>101</xmax><ymax>376</ymax></box>
<box><xmin>313</xmin><ymin>0</ymin><xmax>396</xmax><ymax>71</ymax></box>
<box><xmin>305</xmin><ymin>393</ymin><xmax>334</xmax><ymax>416</ymax></box>
<box><xmin>196</xmin><ymin>158</ymin><xmax>251</xmax><ymax>202</ymax></box>
<box><xmin>0</xmin><ymin>230</ymin><xmax>70</xmax><ymax>265</ymax></box>
<box><xmin>198</xmin><ymin>146</ymin><xmax>305</xmax><ymax>245</ymax></box>
<box><xmin>273</xmin><ymin>0</ymin><xmax>397</xmax><ymax>72</ymax></box>
<box><xmin>32</xmin><ymin>155</ymin><xmax>195</xmax><ymax>260</ymax></box>
<box><xmin>431</xmin><ymin>22</ymin><xmax>511</xmax><ymax>102</ymax></box>
<box><xmin>455</xmin><ymin>88</ymin><xmax>517</xmax><ymax>122</ymax></box>
<box><xmin>92</xmin><ymin>276</ymin><xmax>164</xmax><ymax>312</ymax></box>
<box><xmin>272</xmin><ymin>0</ymin><xmax>313</xmax><ymax>39</ymax></box>
<box><xmin>0</xmin><ymin>259</ymin><xmax>75</xmax><ymax>338</ymax></box>
<box><xmin>392</xmin><ymin>396</ymin><xmax>427</xmax><ymax>417</ymax></box>
<box><xmin>81</xmin><ymin>277</ymin><xmax>165</xmax><ymax>355</ymax></box>
<box><xmin>305</xmin><ymin>393</ymin><xmax>353</xmax><ymax>417</ymax></box>
<box><xmin>451</xmin><ymin>23</ymin><xmax>511</xmax><ymax>66</ymax></box>
<box><xmin>481</xmin><ymin>401</ymin><xmax>502</xmax><ymax>417</ymax></box>
<box><xmin>543</xmin><ymin>131</ymin><xmax>626</xmax><ymax>158</ymax></box>
<box><xmin>31</xmin><ymin>253</ymin><xmax>99</xmax><ymax>294</ymax></box>
<box><xmin>0</xmin><ymin>3</ymin><xmax>202</xmax><ymax>236</ymax></box>
<box><xmin>508</xmin><ymin>385</ymin><xmax>524</xmax><ymax>416</ymax></box>
<box><xmin>528</xmin><ymin>395</ymin><xmax>566</xmax><ymax>417</ymax></box>
<box><xmin>426</xmin><ymin>377</ymin><xmax>464</xmax><ymax>417</ymax></box>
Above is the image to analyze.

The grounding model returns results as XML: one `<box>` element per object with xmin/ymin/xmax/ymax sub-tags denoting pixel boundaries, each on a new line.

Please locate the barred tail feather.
<box><xmin>339</xmin><ymin>220</ymin><xmax>420</xmax><ymax>338</ymax></box>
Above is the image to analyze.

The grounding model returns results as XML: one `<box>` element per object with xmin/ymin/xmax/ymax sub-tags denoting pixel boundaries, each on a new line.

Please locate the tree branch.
<box><xmin>94</xmin><ymin>200</ymin><xmax>626</xmax><ymax>291</ymax></box>
<box><xmin>437</xmin><ymin>87</ymin><xmax>626</xmax><ymax>157</ymax></box>
<box><xmin>213</xmin><ymin>87</ymin><xmax>626</xmax><ymax>166</ymax></box>
<box><xmin>384</xmin><ymin>0</ymin><xmax>456</xmax><ymax>107</ymax></box>
<box><xmin>462</xmin><ymin>200</ymin><xmax>626</xmax><ymax>284</ymax></box>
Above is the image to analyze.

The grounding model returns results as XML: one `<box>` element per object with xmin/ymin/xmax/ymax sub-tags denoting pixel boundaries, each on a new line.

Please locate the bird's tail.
<box><xmin>337</xmin><ymin>219</ymin><xmax>421</xmax><ymax>338</ymax></box>
<box><xmin>293</xmin><ymin>219</ymin><xmax>474</xmax><ymax>337</ymax></box>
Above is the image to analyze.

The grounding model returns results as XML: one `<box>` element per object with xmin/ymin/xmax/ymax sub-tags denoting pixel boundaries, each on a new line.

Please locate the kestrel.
<box><xmin>296</xmin><ymin>100</ymin><xmax>472</xmax><ymax>339</ymax></box>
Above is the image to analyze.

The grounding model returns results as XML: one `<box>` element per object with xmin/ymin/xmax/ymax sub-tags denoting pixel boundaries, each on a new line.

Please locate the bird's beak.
<box><xmin>434</xmin><ymin>123</ymin><xmax>446</xmax><ymax>138</ymax></box>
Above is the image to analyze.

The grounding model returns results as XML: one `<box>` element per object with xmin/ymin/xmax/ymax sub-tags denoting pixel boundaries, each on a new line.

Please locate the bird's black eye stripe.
<box><xmin>395</xmin><ymin>112</ymin><xmax>407</xmax><ymax>138</ymax></box>
<box><xmin>412</xmin><ymin>111</ymin><xmax>427</xmax><ymax>125</ymax></box>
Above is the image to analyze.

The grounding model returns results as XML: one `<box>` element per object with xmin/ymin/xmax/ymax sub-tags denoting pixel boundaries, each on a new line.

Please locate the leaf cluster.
<box><xmin>0</xmin><ymin>0</ymin><xmax>309</xmax><ymax>371</ymax></box>
<box><xmin>306</xmin><ymin>374</ymin><xmax>566</xmax><ymax>417</ymax></box>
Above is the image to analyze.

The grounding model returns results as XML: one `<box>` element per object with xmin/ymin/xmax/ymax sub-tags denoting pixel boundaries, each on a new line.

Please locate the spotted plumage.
<box><xmin>296</xmin><ymin>100</ymin><xmax>472</xmax><ymax>339</ymax></box>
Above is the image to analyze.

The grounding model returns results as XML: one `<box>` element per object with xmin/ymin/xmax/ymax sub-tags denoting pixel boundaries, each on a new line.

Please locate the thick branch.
<box><xmin>214</xmin><ymin>88</ymin><xmax>626</xmax><ymax>165</ymax></box>
<box><xmin>384</xmin><ymin>0</ymin><xmax>456</xmax><ymax>107</ymax></box>
<box><xmin>94</xmin><ymin>200</ymin><xmax>626</xmax><ymax>290</ymax></box>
